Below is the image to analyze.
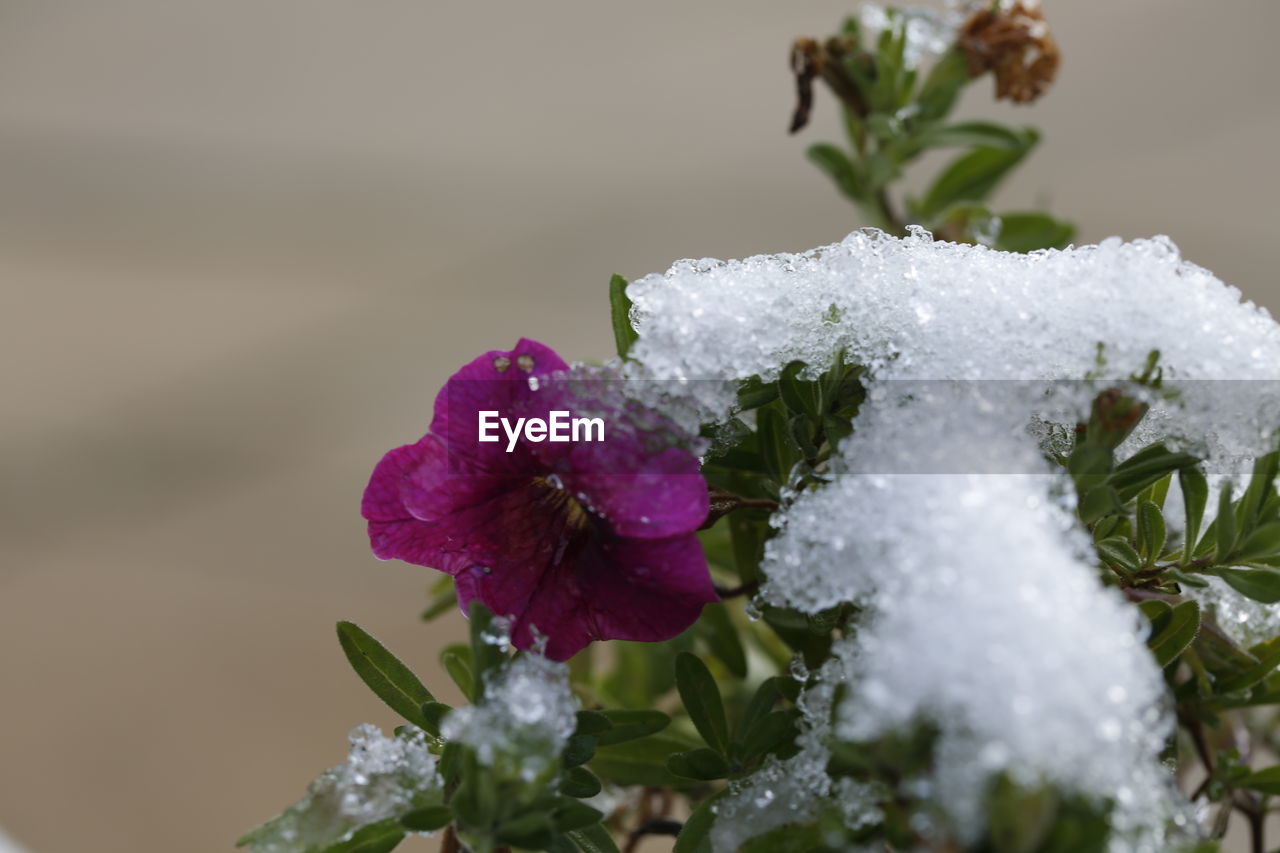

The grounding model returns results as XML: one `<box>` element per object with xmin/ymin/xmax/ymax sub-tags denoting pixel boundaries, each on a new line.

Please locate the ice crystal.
<box><xmin>627</xmin><ymin>229</ymin><xmax>1274</xmax><ymax>849</ymax></box>
<box><xmin>711</xmin><ymin>651</ymin><xmax>881</xmax><ymax>851</ymax></box>
<box><xmin>241</xmin><ymin>725</ymin><xmax>440</xmax><ymax>853</ymax></box>
<box><xmin>859</xmin><ymin>4</ymin><xmax>956</xmax><ymax>68</ymax></box>
<box><xmin>440</xmin><ymin>652</ymin><xmax>577</xmax><ymax>782</ymax></box>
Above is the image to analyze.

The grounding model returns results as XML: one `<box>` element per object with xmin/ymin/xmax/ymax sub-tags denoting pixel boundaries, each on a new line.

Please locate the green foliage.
<box><xmin>608</xmin><ymin>273</ymin><xmax>638</xmax><ymax>358</ymax></box>
<box><xmin>246</xmin><ymin>8</ymin><xmax>1280</xmax><ymax>853</ymax></box>
<box><xmin>791</xmin><ymin>9</ymin><xmax>1073</xmax><ymax>250</ymax></box>
<box><xmin>336</xmin><ymin>622</ymin><xmax>437</xmax><ymax>734</ymax></box>
<box><xmin>675</xmin><ymin>652</ymin><xmax>731</xmax><ymax>754</ymax></box>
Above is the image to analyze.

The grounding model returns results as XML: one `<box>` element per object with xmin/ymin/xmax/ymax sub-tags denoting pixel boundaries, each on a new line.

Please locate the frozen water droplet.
<box><xmin>789</xmin><ymin>654</ymin><xmax>810</xmax><ymax>682</ymax></box>
<box><xmin>481</xmin><ymin>615</ymin><xmax>512</xmax><ymax>650</ymax></box>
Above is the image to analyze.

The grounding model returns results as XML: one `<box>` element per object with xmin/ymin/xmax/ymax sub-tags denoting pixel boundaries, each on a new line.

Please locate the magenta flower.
<box><xmin>362</xmin><ymin>338</ymin><xmax>717</xmax><ymax>660</ymax></box>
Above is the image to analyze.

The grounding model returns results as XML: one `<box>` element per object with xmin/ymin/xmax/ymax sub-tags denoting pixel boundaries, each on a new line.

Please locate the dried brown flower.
<box><xmin>958</xmin><ymin>1</ymin><xmax>1060</xmax><ymax>104</ymax></box>
<box><xmin>788</xmin><ymin>36</ymin><xmax>868</xmax><ymax>133</ymax></box>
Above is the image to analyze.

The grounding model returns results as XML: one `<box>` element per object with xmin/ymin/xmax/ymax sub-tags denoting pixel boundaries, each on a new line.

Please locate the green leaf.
<box><xmin>757</xmin><ymin>404</ymin><xmax>802</xmax><ymax>481</ymax></box>
<box><xmin>496</xmin><ymin>811</ymin><xmax>555</xmax><ymax>848</ymax></box>
<box><xmin>1091</xmin><ymin>515</ymin><xmax>1121</xmax><ymax>542</ymax></box>
<box><xmin>736</xmin><ymin>376</ymin><xmax>779</xmax><ymax>411</ymax></box>
<box><xmin>697</xmin><ymin>603</ymin><xmax>748</xmax><ymax>679</ymax></box>
<box><xmin>1143</xmin><ymin>473</ymin><xmax>1173</xmax><ymax>510</ymax></box>
<box><xmin>916</xmin><ymin>120</ymin><xmax>1027</xmax><ymax>151</ymax></box>
<box><xmin>609</xmin><ymin>274</ymin><xmax>638</xmax><ymax>358</ymax></box>
<box><xmin>1136</xmin><ymin>501</ymin><xmax>1166</xmax><ymax>563</ymax></box>
<box><xmin>739</xmin><ymin>709</ymin><xmax>801</xmax><ymax>764</ymax></box>
<box><xmin>738</xmin><ymin>677</ymin><xmax>782</xmax><ymax>736</ymax></box>
<box><xmin>673</xmin><ymin>791</ymin><xmax>727</xmax><ymax>853</ymax></box>
<box><xmin>593</xmin><ymin>710</ymin><xmax>671</xmax><ymax>746</ymax></box>
<box><xmin>562</xmin><ymin>734</ymin><xmax>597</xmax><ymax>768</ymax></box>
<box><xmin>554</xmin><ymin>801</ymin><xmax>605</xmax><ymax>832</ymax></box>
<box><xmin>918</xmin><ymin>130</ymin><xmax>1038</xmax><ymax>219</ymax></box>
<box><xmin>399</xmin><ymin>805</ymin><xmax>453</xmax><ymax>832</ymax></box>
<box><xmin>739</xmin><ymin>822</ymin><xmax>832</xmax><ymax>853</ymax></box>
<box><xmin>574</xmin><ymin>710</ymin><xmax>613</xmax><ymax>736</ymax></box>
<box><xmin>440</xmin><ymin>645</ymin><xmax>475</xmax><ymax>703</ymax></box>
<box><xmin>915</xmin><ymin>47</ymin><xmax>968</xmax><ymax>122</ymax></box>
<box><xmin>1238</xmin><ymin>764</ymin><xmax>1280</xmax><ymax>795</ymax></box>
<box><xmin>336</xmin><ymin>622</ymin><xmax>435</xmax><ymax>732</ymax></box>
<box><xmin>568</xmin><ymin>823</ymin><xmax>621</xmax><ymax>853</ymax></box>
<box><xmin>590</xmin><ymin>736</ymin><xmax>688</xmax><ymax>786</ymax></box>
<box><xmin>1215</xmin><ymin>637</ymin><xmax>1280</xmax><ymax>693</ymax></box>
<box><xmin>993</xmin><ymin>212</ymin><xmax>1075</xmax><ymax>253</ymax></box>
<box><xmin>437</xmin><ymin>742</ymin><xmax>463</xmax><ymax>785</ymax></box>
<box><xmin>986</xmin><ymin>775</ymin><xmax>1058</xmax><ymax>853</ymax></box>
<box><xmin>1138</xmin><ymin>599</ymin><xmax>1172</xmax><ymax>623</ymax></box>
<box><xmin>1217</xmin><ymin>567</ymin><xmax>1280</xmax><ymax>603</ymax></box>
<box><xmin>1234</xmin><ymin>521</ymin><xmax>1280</xmax><ymax>562</ymax></box>
<box><xmin>675</xmin><ymin>652</ymin><xmax>731</xmax><ymax>754</ymax></box>
<box><xmin>449</xmin><ymin>751</ymin><xmax>497</xmax><ymax>828</ymax></box>
<box><xmin>559</xmin><ymin>766</ymin><xmax>603</xmax><ymax>799</ymax></box>
<box><xmin>729</xmin><ymin>506</ymin><xmax>766</xmax><ymax>584</ymax></box>
<box><xmin>1179</xmin><ymin>466</ymin><xmax>1209</xmax><ymax>564</ymax></box>
<box><xmin>1215</xmin><ymin>482</ymin><xmax>1238</xmax><ymax>562</ymax></box>
<box><xmin>778</xmin><ymin>361</ymin><xmax>823</xmax><ymax>418</ymax></box>
<box><xmin>1147</xmin><ymin>600</ymin><xmax>1200</xmax><ymax>668</ymax></box>
<box><xmin>1077</xmin><ymin>485</ymin><xmax>1124</xmax><ymax>524</ymax></box>
<box><xmin>421</xmin><ymin>701</ymin><xmax>451</xmax><ymax>733</ymax></box>
<box><xmin>468</xmin><ymin>601</ymin><xmax>507</xmax><ymax>693</ymax></box>
<box><xmin>319</xmin><ymin>820</ymin><xmax>406</xmax><ymax>853</ymax></box>
<box><xmin>1096</xmin><ymin>537</ymin><xmax>1141</xmax><ymax>575</ymax></box>
<box><xmin>807</xmin><ymin>143</ymin><xmax>866</xmax><ymax>203</ymax></box>
<box><xmin>666</xmin><ymin>747</ymin><xmax>730</xmax><ymax>780</ymax></box>
<box><xmin>1109</xmin><ymin>446</ymin><xmax>1199</xmax><ymax>501</ymax></box>
<box><xmin>1067</xmin><ymin>442</ymin><xmax>1112</xmax><ymax>485</ymax></box>
<box><xmin>1238</xmin><ymin>452</ymin><xmax>1278</xmax><ymax>530</ymax></box>
<box><xmin>862</xmin><ymin>151</ymin><xmax>902</xmax><ymax>192</ymax></box>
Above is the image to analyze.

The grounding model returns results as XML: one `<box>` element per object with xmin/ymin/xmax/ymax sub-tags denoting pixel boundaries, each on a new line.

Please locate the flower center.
<box><xmin>531</xmin><ymin>476</ymin><xmax>591</xmax><ymax>532</ymax></box>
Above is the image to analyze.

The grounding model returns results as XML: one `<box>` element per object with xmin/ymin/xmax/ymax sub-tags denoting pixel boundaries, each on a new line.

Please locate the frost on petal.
<box><xmin>239</xmin><ymin>725</ymin><xmax>441</xmax><ymax>853</ymax></box>
<box><xmin>440</xmin><ymin>652</ymin><xmax>578</xmax><ymax>783</ymax></box>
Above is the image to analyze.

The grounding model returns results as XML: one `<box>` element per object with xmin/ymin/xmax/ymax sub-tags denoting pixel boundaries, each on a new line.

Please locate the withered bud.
<box><xmin>958</xmin><ymin>2</ymin><xmax>1060</xmax><ymax>104</ymax></box>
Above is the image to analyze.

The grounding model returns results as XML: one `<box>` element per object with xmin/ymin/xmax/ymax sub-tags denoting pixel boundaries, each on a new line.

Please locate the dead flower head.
<box><xmin>958</xmin><ymin>1</ymin><xmax>1060</xmax><ymax>104</ymax></box>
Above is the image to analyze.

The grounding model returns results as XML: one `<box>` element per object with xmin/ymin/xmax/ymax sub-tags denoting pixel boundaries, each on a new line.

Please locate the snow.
<box><xmin>627</xmin><ymin>229</ymin><xmax>1276</xmax><ymax>849</ymax></box>
<box><xmin>710</xmin><ymin>649</ymin><xmax>882</xmax><ymax>851</ymax></box>
<box><xmin>440</xmin><ymin>651</ymin><xmax>578</xmax><ymax>783</ymax></box>
<box><xmin>241</xmin><ymin>725</ymin><xmax>440</xmax><ymax>853</ymax></box>
<box><xmin>859</xmin><ymin>4</ymin><xmax>956</xmax><ymax>68</ymax></box>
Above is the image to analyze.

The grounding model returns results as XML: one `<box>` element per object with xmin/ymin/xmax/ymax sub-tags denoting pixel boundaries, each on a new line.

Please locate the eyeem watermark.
<box><xmin>479</xmin><ymin>410</ymin><xmax>605</xmax><ymax>452</ymax></box>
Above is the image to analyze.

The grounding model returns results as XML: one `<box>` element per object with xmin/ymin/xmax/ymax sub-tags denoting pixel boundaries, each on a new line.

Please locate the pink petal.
<box><xmin>430</xmin><ymin>338</ymin><xmax>569</xmax><ymax>475</ymax></box>
<box><xmin>455</xmin><ymin>529</ymin><xmax>717</xmax><ymax>661</ymax></box>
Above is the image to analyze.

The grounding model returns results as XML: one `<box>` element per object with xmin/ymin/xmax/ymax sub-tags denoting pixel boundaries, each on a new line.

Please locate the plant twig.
<box><xmin>714</xmin><ymin>580</ymin><xmax>761</xmax><ymax>599</ymax></box>
<box><xmin>622</xmin><ymin>818</ymin><xmax>683</xmax><ymax>853</ymax></box>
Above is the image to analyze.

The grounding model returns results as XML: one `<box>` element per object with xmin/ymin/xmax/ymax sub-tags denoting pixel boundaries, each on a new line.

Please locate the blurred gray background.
<box><xmin>1</xmin><ymin>1</ymin><xmax>1277</xmax><ymax>851</ymax></box>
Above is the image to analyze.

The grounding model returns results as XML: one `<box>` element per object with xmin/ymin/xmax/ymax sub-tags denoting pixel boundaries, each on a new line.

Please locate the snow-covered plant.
<box><xmin>242</xmin><ymin>5</ymin><xmax>1280</xmax><ymax>853</ymax></box>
